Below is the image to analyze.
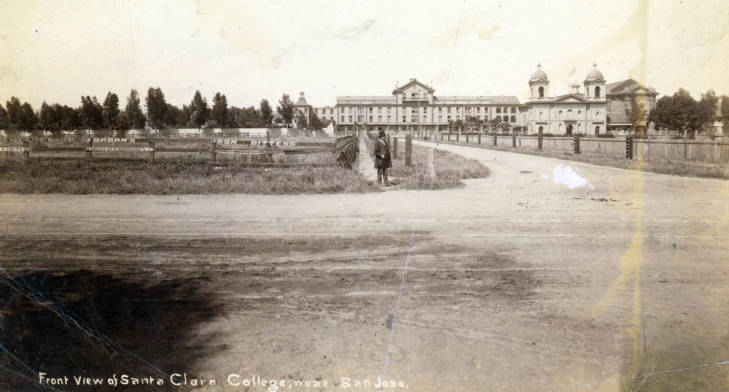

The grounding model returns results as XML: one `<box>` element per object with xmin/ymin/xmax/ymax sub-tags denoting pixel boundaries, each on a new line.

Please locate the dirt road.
<box><xmin>2</xmin><ymin>141</ymin><xmax>729</xmax><ymax>391</ymax></box>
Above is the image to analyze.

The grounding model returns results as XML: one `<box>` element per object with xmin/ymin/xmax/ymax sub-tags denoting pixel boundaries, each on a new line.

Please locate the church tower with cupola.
<box><xmin>529</xmin><ymin>63</ymin><xmax>549</xmax><ymax>100</ymax></box>
<box><xmin>583</xmin><ymin>63</ymin><xmax>606</xmax><ymax>100</ymax></box>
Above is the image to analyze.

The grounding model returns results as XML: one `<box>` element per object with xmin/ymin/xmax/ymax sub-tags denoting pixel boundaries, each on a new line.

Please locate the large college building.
<box><xmin>305</xmin><ymin>65</ymin><xmax>657</xmax><ymax>136</ymax></box>
<box><xmin>313</xmin><ymin>79</ymin><xmax>524</xmax><ymax>133</ymax></box>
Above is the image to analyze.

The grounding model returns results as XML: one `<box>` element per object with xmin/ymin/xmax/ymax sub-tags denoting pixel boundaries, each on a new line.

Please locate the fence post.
<box><xmin>478</xmin><ymin>134</ymin><xmax>481</xmax><ymax>144</ymax></box>
<box><xmin>466</xmin><ymin>133</ymin><xmax>469</xmax><ymax>143</ymax></box>
<box><xmin>626</xmin><ymin>136</ymin><xmax>633</xmax><ymax>159</ymax></box>
<box><xmin>427</xmin><ymin>148</ymin><xmax>436</xmax><ymax>179</ymax></box>
<box><xmin>448</xmin><ymin>133</ymin><xmax>451</xmax><ymax>141</ymax></box>
<box><xmin>150</xmin><ymin>141</ymin><xmax>155</xmax><ymax>161</ymax></box>
<box><xmin>512</xmin><ymin>134</ymin><xmax>517</xmax><ymax>148</ymax></box>
<box><xmin>392</xmin><ymin>137</ymin><xmax>398</xmax><ymax>159</ymax></box>
<box><xmin>714</xmin><ymin>140</ymin><xmax>721</xmax><ymax>163</ymax></box>
<box><xmin>212</xmin><ymin>141</ymin><xmax>217</xmax><ymax>162</ymax></box>
<box><xmin>538</xmin><ymin>130</ymin><xmax>543</xmax><ymax>150</ymax></box>
<box><xmin>22</xmin><ymin>140</ymin><xmax>30</xmax><ymax>162</ymax></box>
<box><xmin>405</xmin><ymin>134</ymin><xmax>412</xmax><ymax>166</ymax></box>
<box><xmin>573</xmin><ymin>135</ymin><xmax>580</xmax><ymax>154</ymax></box>
<box><xmin>456</xmin><ymin>133</ymin><xmax>459</xmax><ymax>142</ymax></box>
<box><xmin>87</xmin><ymin>137</ymin><xmax>93</xmax><ymax>158</ymax></box>
<box><xmin>493</xmin><ymin>134</ymin><xmax>497</xmax><ymax>146</ymax></box>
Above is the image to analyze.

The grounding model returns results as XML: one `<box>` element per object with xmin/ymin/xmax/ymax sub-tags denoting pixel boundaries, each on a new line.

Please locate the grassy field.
<box><xmin>432</xmin><ymin>139</ymin><xmax>729</xmax><ymax>179</ymax></box>
<box><xmin>0</xmin><ymin>161</ymin><xmax>379</xmax><ymax>194</ymax></box>
<box><xmin>365</xmin><ymin>138</ymin><xmax>490</xmax><ymax>189</ymax></box>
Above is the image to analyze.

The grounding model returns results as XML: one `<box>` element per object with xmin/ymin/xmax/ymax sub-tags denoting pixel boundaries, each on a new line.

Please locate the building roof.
<box><xmin>584</xmin><ymin>63</ymin><xmax>605</xmax><ymax>83</ymax></box>
<box><xmin>335</xmin><ymin>95</ymin><xmax>520</xmax><ymax>105</ymax></box>
<box><xmin>529</xmin><ymin>63</ymin><xmax>548</xmax><ymax>83</ymax></box>
<box><xmin>606</xmin><ymin>79</ymin><xmax>657</xmax><ymax>96</ymax></box>
<box><xmin>434</xmin><ymin>96</ymin><xmax>521</xmax><ymax>105</ymax></box>
<box><xmin>336</xmin><ymin>96</ymin><xmax>398</xmax><ymax>105</ymax></box>
<box><xmin>528</xmin><ymin>93</ymin><xmax>595</xmax><ymax>104</ymax></box>
<box><xmin>392</xmin><ymin>78</ymin><xmax>435</xmax><ymax>94</ymax></box>
<box><xmin>294</xmin><ymin>92</ymin><xmax>310</xmax><ymax>106</ymax></box>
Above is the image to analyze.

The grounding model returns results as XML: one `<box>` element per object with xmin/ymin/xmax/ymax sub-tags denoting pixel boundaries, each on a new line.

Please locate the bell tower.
<box><xmin>529</xmin><ymin>63</ymin><xmax>549</xmax><ymax>100</ymax></box>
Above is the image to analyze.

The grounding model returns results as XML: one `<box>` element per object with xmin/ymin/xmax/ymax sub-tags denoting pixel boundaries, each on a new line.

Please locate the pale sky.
<box><xmin>2</xmin><ymin>0</ymin><xmax>729</xmax><ymax>110</ymax></box>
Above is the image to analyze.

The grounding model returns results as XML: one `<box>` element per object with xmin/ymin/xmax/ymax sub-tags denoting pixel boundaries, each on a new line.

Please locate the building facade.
<box><xmin>524</xmin><ymin>64</ymin><xmax>608</xmax><ymax>136</ymax></box>
<box><xmin>605</xmin><ymin>79</ymin><xmax>658</xmax><ymax>133</ymax></box>
<box><xmin>311</xmin><ymin>79</ymin><xmax>523</xmax><ymax>133</ymax></box>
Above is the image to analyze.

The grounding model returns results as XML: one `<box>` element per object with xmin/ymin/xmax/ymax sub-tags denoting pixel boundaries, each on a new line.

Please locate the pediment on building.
<box><xmin>392</xmin><ymin>79</ymin><xmax>435</xmax><ymax>95</ymax></box>
<box><xmin>552</xmin><ymin>94</ymin><xmax>589</xmax><ymax>103</ymax></box>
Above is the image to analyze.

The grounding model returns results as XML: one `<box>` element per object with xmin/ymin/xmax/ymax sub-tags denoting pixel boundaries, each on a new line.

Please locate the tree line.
<box><xmin>0</xmin><ymin>88</ymin><xmax>328</xmax><ymax>135</ymax></box>
<box><xmin>644</xmin><ymin>89</ymin><xmax>729</xmax><ymax>136</ymax></box>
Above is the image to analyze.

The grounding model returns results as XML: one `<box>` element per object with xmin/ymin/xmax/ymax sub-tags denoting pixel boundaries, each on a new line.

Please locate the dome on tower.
<box><xmin>585</xmin><ymin>63</ymin><xmax>605</xmax><ymax>82</ymax></box>
<box><xmin>530</xmin><ymin>63</ymin><xmax>548</xmax><ymax>82</ymax></box>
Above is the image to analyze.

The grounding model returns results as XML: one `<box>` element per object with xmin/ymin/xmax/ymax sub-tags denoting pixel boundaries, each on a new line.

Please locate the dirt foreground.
<box><xmin>2</xmin><ymin>141</ymin><xmax>729</xmax><ymax>391</ymax></box>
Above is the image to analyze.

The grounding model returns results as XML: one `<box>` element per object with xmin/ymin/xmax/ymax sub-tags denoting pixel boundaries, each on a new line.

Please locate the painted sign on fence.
<box><xmin>88</xmin><ymin>147</ymin><xmax>154</xmax><ymax>152</ymax></box>
<box><xmin>90</xmin><ymin>138</ymin><xmax>137</xmax><ymax>143</ymax></box>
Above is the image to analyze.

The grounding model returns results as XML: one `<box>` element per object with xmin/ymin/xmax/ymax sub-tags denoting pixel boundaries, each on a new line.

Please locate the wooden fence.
<box><xmin>423</xmin><ymin>132</ymin><xmax>729</xmax><ymax>164</ymax></box>
<box><xmin>0</xmin><ymin>136</ymin><xmax>350</xmax><ymax>167</ymax></box>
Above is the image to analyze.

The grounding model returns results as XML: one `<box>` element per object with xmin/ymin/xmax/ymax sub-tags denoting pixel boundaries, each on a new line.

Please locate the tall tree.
<box><xmin>145</xmin><ymin>87</ymin><xmax>168</xmax><ymax>130</ymax></box>
<box><xmin>164</xmin><ymin>103</ymin><xmax>182</xmax><ymax>127</ymax></box>
<box><xmin>189</xmin><ymin>90</ymin><xmax>209</xmax><ymax>129</ymax></box>
<box><xmin>672</xmin><ymin>89</ymin><xmax>701</xmax><ymax>136</ymax></box>
<box><xmin>125</xmin><ymin>89</ymin><xmax>146</xmax><ymax>129</ymax></box>
<box><xmin>39</xmin><ymin>102</ymin><xmax>54</xmax><ymax>131</ymax></box>
<box><xmin>211</xmin><ymin>92</ymin><xmax>229</xmax><ymax>127</ymax></box>
<box><xmin>277</xmin><ymin>94</ymin><xmax>294</xmax><ymax>125</ymax></box>
<box><xmin>80</xmin><ymin>96</ymin><xmax>104</xmax><ymax>129</ymax></box>
<box><xmin>0</xmin><ymin>104</ymin><xmax>7</xmax><ymax>130</ymax></box>
<box><xmin>309</xmin><ymin>111</ymin><xmax>324</xmax><ymax>130</ymax></box>
<box><xmin>648</xmin><ymin>95</ymin><xmax>673</xmax><ymax>130</ymax></box>
<box><xmin>259</xmin><ymin>99</ymin><xmax>273</xmax><ymax>126</ymax></box>
<box><xmin>60</xmin><ymin>105</ymin><xmax>81</xmax><ymax>130</ymax></box>
<box><xmin>102</xmin><ymin>92</ymin><xmax>120</xmax><ymax>130</ymax></box>
<box><xmin>697</xmin><ymin>90</ymin><xmax>720</xmax><ymax>132</ymax></box>
<box><xmin>117</xmin><ymin>111</ymin><xmax>131</xmax><ymax>134</ymax></box>
<box><xmin>295</xmin><ymin>110</ymin><xmax>307</xmax><ymax>129</ymax></box>
<box><xmin>5</xmin><ymin>97</ymin><xmax>22</xmax><ymax>130</ymax></box>
<box><xmin>721</xmin><ymin>95</ymin><xmax>729</xmax><ymax>134</ymax></box>
<box><xmin>19</xmin><ymin>102</ymin><xmax>38</xmax><ymax>131</ymax></box>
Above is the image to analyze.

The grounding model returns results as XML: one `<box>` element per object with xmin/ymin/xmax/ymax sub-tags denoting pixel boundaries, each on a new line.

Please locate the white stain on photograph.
<box><xmin>546</xmin><ymin>165</ymin><xmax>594</xmax><ymax>190</ymax></box>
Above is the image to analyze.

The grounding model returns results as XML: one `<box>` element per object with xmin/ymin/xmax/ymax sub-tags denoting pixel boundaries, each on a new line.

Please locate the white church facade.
<box><xmin>524</xmin><ymin>64</ymin><xmax>608</xmax><ymax>136</ymax></box>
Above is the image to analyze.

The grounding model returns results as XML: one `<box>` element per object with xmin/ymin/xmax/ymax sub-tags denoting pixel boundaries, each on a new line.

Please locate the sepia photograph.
<box><xmin>2</xmin><ymin>0</ymin><xmax>729</xmax><ymax>391</ymax></box>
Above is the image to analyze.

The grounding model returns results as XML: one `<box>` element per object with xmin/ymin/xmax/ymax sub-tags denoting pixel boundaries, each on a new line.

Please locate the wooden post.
<box><xmin>448</xmin><ymin>133</ymin><xmax>451</xmax><ymax>141</ymax></box>
<box><xmin>427</xmin><ymin>148</ymin><xmax>436</xmax><ymax>179</ymax></box>
<box><xmin>212</xmin><ymin>141</ymin><xmax>217</xmax><ymax>162</ymax></box>
<box><xmin>466</xmin><ymin>133</ymin><xmax>469</xmax><ymax>143</ymax></box>
<box><xmin>512</xmin><ymin>134</ymin><xmax>517</xmax><ymax>148</ymax></box>
<box><xmin>493</xmin><ymin>134</ymin><xmax>497</xmax><ymax>146</ymax></box>
<box><xmin>87</xmin><ymin>137</ymin><xmax>93</xmax><ymax>158</ymax></box>
<box><xmin>456</xmin><ymin>133</ymin><xmax>459</xmax><ymax>142</ymax></box>
<box><xmin>478</xmin><ymin>134</ymin><xmax>481</xmax><ymax>144</ymax></box>
<box><xmin>392</xmin><ymin>137</ymin><xmax>398</xmax><ymax>159</ymax></box>
<box><xmin>22</xmin><ymin>141</ymin><xmax>30</xmax><ymax>162</ymax></box>
<box><xmin>538</xmin><ymin>129</ymin><xmax>543</xmax><ymax>150</ymax></box>
<box><xmin>573</xmin><ymin>135</ymin><xmax>580</xmax><ymax>154</ymax></box>
<box><xmin>150</xmin><ymin>141</ymin><xmax>155</xmax><ymax>161</ymax></box>
<box><xmin>405</xmin><ymin>134</ymin><xmax>412</xmax><ymax>166</ymax></box>
<box><xmin>626</xmin><ymin>136</ymin><xmax>633</xmax><ymax>159</ymax></box>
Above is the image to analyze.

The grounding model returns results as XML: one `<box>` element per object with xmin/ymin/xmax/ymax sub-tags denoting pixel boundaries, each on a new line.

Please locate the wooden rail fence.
<box><xmin>0</xmin><ymin>136</ymin><xmax>350</xmax><ymax>167</ymax></box>
<box><xmin>421</xmin><ymin>132</ymin><xmax>729</xmax><ymax>164</ymax></box>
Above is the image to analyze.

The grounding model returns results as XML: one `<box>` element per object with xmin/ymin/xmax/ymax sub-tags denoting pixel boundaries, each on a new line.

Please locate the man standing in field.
<box><xmin>374</xmin><ymin>130</ymin><xmax>392</xmax><ymax>186</ymax></box>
